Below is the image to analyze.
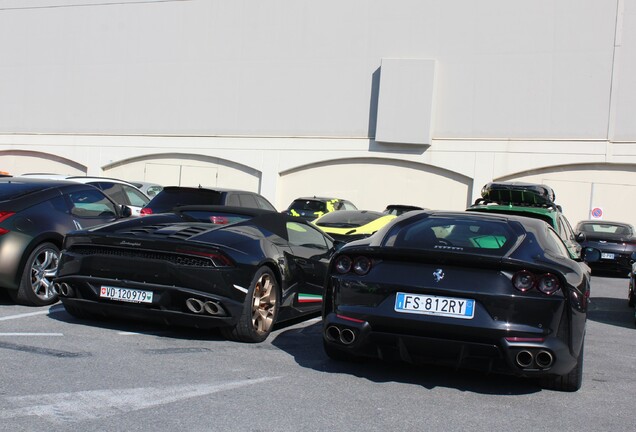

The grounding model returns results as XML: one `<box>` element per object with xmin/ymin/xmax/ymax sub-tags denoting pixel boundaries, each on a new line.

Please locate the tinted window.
<box><xmin>315</xmin><ymin>211</ymin><xmax>384</xmax><ymax>228</ymax></box>
<box><xmin>578</xmin><ymin>222</ymin><xmax>632</xmax><ymax>235</ymax></box>
<box><xmin>546</xmin><ymin>227</ymin><xmax>571</xmax><ymax>258</ymax></box>
<box><xmin>67</xmin><ymin>189</ymin><xmax>117</xmax><ymax>218</ymax></box>
<box><xmin>287</xmin><ymin>222</ymin><xmax>329</xmax><ymax>249</ymax></box>
<box><xmin>147</xmin><ymin>188</ymin><xmax>223</xmax><ymax>212</ymax></box>
<box><xmin>288</xmin><ymin>200</ymin><xmax>327</xmax><ymax>213</ymax></box>
<box><xmin>255</xmin><ymin>195</ymin><xmax>276</xmax><ymax>211</ymax></box>
<box><xmin>91</xmin><ymin>182</ymin><xmax>126</xmax><ymax>205</ymax></box>
<box><xmin>238</xmin><ymin>193</ymin><xmax>258</xmax><ymax>208</ymax></box>
<box><xmin>342</xmin><ymin>201</ymin><xmax>358</xmax><ymax>210</ymax></box>
<box><xmin>388</xmin><ymin>217</ymin><xmax>515</xmax><ymax>255</ymax></box>
<box><xmin>121</xmin><ymin>185</ymin><xmax>150</xmax><ymax>207</ymax></box>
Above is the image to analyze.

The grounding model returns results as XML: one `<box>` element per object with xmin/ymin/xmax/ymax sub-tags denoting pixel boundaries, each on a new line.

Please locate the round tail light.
<box><xmin>537</xmin><ymin>274</ymin><xmax>560</xmax><ymax>295</ymax></box>
<box><xmin>352</xmin><ymin>256</ymin><xmax>372</xmax><ymax>275</ymax></box>
<box><xmin>334</xmin><ymin>255</ymin><xmax>352</xmax><ymax>274</ymax></box>
<box><xmin>512</xmin><ymin>270</ymin><xmax>535</xmax><ymax>292</ymax></box>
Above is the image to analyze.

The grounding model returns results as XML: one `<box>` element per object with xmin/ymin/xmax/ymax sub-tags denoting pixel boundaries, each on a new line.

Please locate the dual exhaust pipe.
<box><xmin>515</xmin><ymin>349</ymin><xmax>554</xmax><ymax>369</ymax></box>
<box><xmin>52</xmin><ymin>282</ymin><xmax>73</xmax><ymax>297</ymax></box>
<box><xmin>325</xmin><ymin>325</ymin><xmax>357</xmax><ymax>345</ymax></box>
<box><xmin>185</xmin><ymin>298</ymin><xmax>225</xmax><ymax>316</ymax></box>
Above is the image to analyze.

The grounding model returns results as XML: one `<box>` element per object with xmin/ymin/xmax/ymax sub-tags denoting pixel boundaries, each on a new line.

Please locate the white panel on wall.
<box><xmin>375</xmin><ymin>59</ymin><xmax>436</xmax><ymax>145</ymax></box>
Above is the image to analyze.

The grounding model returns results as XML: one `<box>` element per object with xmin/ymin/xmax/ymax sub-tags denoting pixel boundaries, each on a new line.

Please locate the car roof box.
<box><xmin>481</xmin><ymin>182</ymin><xmax>556</xmax><ymax>205</ymax></box>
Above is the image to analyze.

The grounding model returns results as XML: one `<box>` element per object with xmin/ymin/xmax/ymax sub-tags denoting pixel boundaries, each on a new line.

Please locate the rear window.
<box><xmin>387</xmin><ymin>217</ymin><xmax>516</xmax><ymax>255</ymax></box>
<box><xmin>147</xmin><ymin>188</ymin><xmax>223</xmax><ymax>211</ymax></box>
<box><xmin>578</xmin><ymin>223</ymin><xmax>632</xmax><ymax>235</ymax></box>
<box><xmin>0</xmin><ymin>182</ymin><xmax>50</xmax><ymax>200</ymax></box>
<box><xmin>315</xmin><ymin>211</ymin><xmax>384</xmax><ymax>228</ymax></box>
<box><xmin>288</xmin><ymin>200</ymin><xmax>327</xmax><ymax>213</ymax></box>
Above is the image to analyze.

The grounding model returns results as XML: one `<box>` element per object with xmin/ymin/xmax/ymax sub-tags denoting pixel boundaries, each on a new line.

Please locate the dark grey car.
<box><xmin>140</xmin><ymin>186</ymin><xmax>276</xmax><ymax>215</ymax></box>
<box><xmin>0</xmin><ymin>178</ymin><xmax>131</xmax><ymax>306</ymax></box>
<box><xmin>575</xmin><ymin>220</ymin><xmax>636</xmax><ymax>275</ymax></box>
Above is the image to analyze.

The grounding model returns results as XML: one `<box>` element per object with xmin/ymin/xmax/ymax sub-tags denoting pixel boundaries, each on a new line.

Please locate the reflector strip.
<box><xmin>336</xmin><ymin>314</ymin><xmax>365</xmax><ymax>323</ymax></box>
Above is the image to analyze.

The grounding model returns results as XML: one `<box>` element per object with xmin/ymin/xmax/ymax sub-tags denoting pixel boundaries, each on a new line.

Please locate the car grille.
<box><xmin>68</xmin><ymin>245</ymin><xmax>215</xmax><ymax>267</ymax></box>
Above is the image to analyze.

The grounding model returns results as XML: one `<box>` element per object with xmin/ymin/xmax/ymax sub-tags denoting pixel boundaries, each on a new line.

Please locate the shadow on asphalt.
<box><xmin>47</xmin><ymin>304</ymin><xmax>227</xmax><ymax>341</ymax></box>
<box><xmin>587</xmin><ymin>297</ymin><xmax>635</xmax><ymax>329</ymax></box>
<box><xmin>271</xmin><ymin>321</ymin><xmax>542</xmax><ymax>396</ymax></box>
<box><xmin>46</xmin><ymin>302</ymin><xmax>321</xmax><ymax>342</ymax></box>
<box><xmin>0</xmin><ymin>289</ymin><xmax>14</xmax><ymax>305</ymax></box>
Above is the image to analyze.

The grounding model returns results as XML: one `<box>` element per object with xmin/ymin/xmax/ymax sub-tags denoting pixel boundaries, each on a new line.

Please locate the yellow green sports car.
<box><xmin>285</xmin><ymin>197</ymin><xmax>358</xmax><ymax>222</ymax></box>
<box><xmin>313</xmin><ymin>210</ymin><xmax>397</xmax><ymax>242</ymax></box>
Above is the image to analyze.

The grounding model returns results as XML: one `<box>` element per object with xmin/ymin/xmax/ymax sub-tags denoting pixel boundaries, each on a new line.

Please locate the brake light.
<box><xmin>512</xmin><ymin>270</ymin><xmax>561</xmax><ymax>295</ymax></box>
<box><xmin>0</xmin><ymin>211</ymin><xmax>15</xmax><ymax>235</ymax></box>
<box><xmin>176</xmin><ymin>249</ymin><xmax>234</xmax><ymax>267</ymax></box>
<box><xmin>210</xmin><ymin>216</ymin><xmax>229</xmax><ymax>224</ymax></box>
<box><xmin>140</xmin><ymin>207</ymin><xmax>152</xmax><ymax>216</ymax></box>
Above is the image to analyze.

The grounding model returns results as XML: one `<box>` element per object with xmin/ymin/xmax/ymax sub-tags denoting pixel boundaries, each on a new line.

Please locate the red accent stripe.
<box><xmin>336</xmin><ymin>314</ymin><xmax>365</xmax><ymax>323</ymax></box>
<box><xmin>298</xmin><ymin>298</ymin><xmax>322</xmax><ymax>303</ymax></box>
<box><xmin>505</xmin><ymin>337</ymin><xmax>545</xmax><ymax>342</ymax></box>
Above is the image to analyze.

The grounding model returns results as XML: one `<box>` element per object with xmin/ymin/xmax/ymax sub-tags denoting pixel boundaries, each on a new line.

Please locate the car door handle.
<box><xmin>296</xmin><ymin>259</ymin><xmax>308</xmax><ymax>265</ymax></box>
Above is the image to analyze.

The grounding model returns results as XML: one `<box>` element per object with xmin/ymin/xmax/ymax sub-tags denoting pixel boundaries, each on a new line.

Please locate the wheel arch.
<box><xmin>13</xmin><ymin>233</ymin><xmax>64</xmax><ymax>288</ymax></box>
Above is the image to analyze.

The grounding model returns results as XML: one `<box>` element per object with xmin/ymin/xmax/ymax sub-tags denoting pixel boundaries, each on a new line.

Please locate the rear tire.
<box><xmin>221</xmin><ymin>267</ymin><xmax>279</xmax><ymax>343</ymax></box>
<box><xmin>628</xmin><ymin>278</ymin><xmax>635</xmax><ymax>307</ymax></box>
<box><xmin>12</xmin><ymin>242</ymin><xmax>60</xmax><ymax>306</ymax></box>
<box><xmin>540</xmin><ymin>342</ymin><xmax>584</xmax><ymax>392</ymax></box>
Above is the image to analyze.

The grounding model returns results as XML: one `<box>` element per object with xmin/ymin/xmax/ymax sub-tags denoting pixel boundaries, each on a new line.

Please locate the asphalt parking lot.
<box><xmin>0</xmin><ymin>274</ymin><xmax>635</xmax><ymax>432</ymax></box>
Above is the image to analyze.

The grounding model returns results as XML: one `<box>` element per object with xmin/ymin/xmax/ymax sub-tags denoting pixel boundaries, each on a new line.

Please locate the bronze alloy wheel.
<box><xmin>221</xmin><ymin>266</ymin><xmax>280</xmax><ymax>343</ymax></box>
<box><xmin>251</xmin><ymin>271</ymin><xmax>278</xmax><ymax>334</ymax></box>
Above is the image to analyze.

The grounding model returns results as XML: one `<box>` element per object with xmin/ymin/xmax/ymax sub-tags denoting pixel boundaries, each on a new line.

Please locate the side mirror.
<box><xmin>119</xmin><ymin>205</ymin><xmax>133</xmax><ymax>218</ymax></box>
<box><xmin>581</xmin><ymin>247</ymin><xmax>601</xmax><ymax>263</ymax></box>
<box><xmin>575</xmin><ymin>232</ymin><xmax>586</xmax><ymax>242</ymax></box>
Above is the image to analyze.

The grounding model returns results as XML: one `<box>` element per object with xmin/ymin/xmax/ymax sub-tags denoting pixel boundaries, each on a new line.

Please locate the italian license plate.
<box><xmin>601</xmin><ymin>253</ymin><xmax>615</xmax><ymax>259</ymax></box>
<box><xmin>100</xmin><ymin>286</ymin><xmax>153</xmax><ymax>303</ymax></box>
<box><xmin>395</xmin><ymin>292</ymin><xmax>475</xmax><ymax>319</ymax></box>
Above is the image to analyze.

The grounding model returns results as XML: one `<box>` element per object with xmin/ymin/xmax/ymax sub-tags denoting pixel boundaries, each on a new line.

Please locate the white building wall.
<box><xmin>0</xmin><ymin>0</ymin><xmax>635</xmax><ymax>226</ymax></box>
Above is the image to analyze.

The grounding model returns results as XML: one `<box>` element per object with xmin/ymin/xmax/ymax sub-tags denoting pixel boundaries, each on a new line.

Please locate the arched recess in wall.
<box><xmin>278</xmin><ymin>157</ymin><xmax>473</xmax><ymax>212</ymax></box>
<box><xmin>101</xmin><ymin>153</ymin><xmax>262</xmax><ymax>192</ymax></box>
<box><xmin>495</xmin><ymin>162</ymin><xmax>636</xmax><ymax>226</ymax></box>
<box><xmin>0</xmin><ymin>150</ymin><xmax>87</xmax><ymax>175</ymax></box>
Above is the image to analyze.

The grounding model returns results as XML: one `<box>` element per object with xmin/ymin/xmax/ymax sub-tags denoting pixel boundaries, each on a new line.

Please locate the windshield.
<box><xmin>288</xmin><ymin>200</ymin><xmax>327</xmax><ymax>213</ymax></box>
<box><xmin>315</xmin><ymin>211</ymin><xmax>384</xmax><ymax>228</ymax></box>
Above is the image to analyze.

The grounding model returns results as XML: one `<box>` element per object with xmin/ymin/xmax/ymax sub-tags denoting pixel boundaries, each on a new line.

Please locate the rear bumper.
<box><xmin>55</xmin><ymin>275</ymin><xmax>244</xmax><ymax>329</ymax></box>
<box><xmin>322</xmin><ymin>312</ymin><xmax>579</xmax><ymax>377</ymax></box>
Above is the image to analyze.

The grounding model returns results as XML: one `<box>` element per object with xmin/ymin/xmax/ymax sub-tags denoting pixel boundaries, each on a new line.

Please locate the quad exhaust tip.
<box><xmin>52</xmin><ymin>282</ymin><xmax>73</xmax><ymax>297</ymax></box>
<box><xmin>325</xmin><ymin>325</ymin><xmax>357</xmax><ymax>345</ymax></box>
<box><xmin>514</xmin><ymin>349</ymin><xmax>554</xmax><ymax>369</ymax></box>
<box><xmin>185</xmin><ymin>298</ymin><xmax>225</xmax><ymax>316</ymax></box>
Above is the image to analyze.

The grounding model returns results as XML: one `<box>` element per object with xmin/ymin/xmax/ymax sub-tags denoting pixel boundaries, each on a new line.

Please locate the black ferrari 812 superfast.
<box><xmin>54</xmin><ymin>206</ymin><xmax>338</xmax><ymax>342</ymax></box>
<box><xmin>322</xmin><ymin>210</ymin><xmax>600</xmax><ymax>392</ymax></box>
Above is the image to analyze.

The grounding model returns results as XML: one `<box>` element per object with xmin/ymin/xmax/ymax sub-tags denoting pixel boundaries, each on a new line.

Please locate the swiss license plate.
<box><xmin>395</xmin><ymin>292</ymin><xmax>475</xmax><ymax>319</ymax></box>
<box><xmin>601</xmin><ymin>252</ymin><xmax>615</xmax><ymax>260</ymax></box>
<box><xmin>100</xmin><ymin>286</ymin><xmax>153</xmax><ymax>303</ymax></box>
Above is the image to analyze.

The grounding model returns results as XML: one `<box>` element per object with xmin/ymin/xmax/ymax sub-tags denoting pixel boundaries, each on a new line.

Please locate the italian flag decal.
<box><xmin>298</xmin><ymin>293</ymin><xmax>322</xmax><ymax>303</ymax></box>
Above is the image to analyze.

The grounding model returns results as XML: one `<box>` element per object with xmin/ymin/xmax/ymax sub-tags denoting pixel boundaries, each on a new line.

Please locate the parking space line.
<box><xmin>0</xmin><ymin>333</ymin><xmax>63</xmax><ymax>337</ymax></box>
<box><xmin>0</xmin><ymin>305</ymin><xmax>65</xmax><ymax>321</ymax></box>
